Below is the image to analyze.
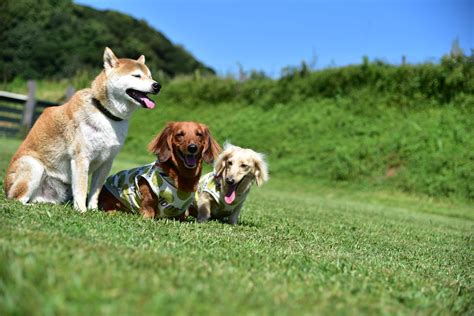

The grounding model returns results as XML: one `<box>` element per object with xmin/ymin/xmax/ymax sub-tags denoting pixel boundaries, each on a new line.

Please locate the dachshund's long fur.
<box><xmin>190</xmin><ymin>143</ymin><xmax>268</xmax><ymax>224</ymax></box>
<box><xmin>98</xmin><ymin>121</ymin><xmax>220</xmax><ymax>218</ymax></box>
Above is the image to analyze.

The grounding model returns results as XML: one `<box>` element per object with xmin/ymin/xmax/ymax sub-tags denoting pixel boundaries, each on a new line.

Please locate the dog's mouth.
<box><xmin>224</xmin><ymin>177</ymin><xmax>245</xmax><ymax>204</ymax></box>
<box><xmin>126</xmin><ymin>89</ymin><xmax>155</xmax><ymax>109</ymax></box>
<box><xmin>224</xmin><ymin>183</ymin><xmax>237</xmax><ymax>204</ymax></box>
<box><xmin>177</xmin><ymin>150</ymin><xmax>198</xmax><ymax>169</ymax></box>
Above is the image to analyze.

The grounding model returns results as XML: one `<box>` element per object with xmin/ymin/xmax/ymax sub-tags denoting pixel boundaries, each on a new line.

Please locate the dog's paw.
<box><xmin>19</xmin><ymin>197</ymin><xmax>31</xmax><ymax>205</ymax></box>
<box><xmin>87</xmin><ymin>203</ymin><xmax>98</xmax><ymax>210</ymax></box>
<box><xmin>141</xmin><ymin>210</ymin><xmax>155</xmax><ymax>219</ymax></box>
<box><xmin>74</xmin><ymin>202</ymin><xmax>87</xmax><ymax>213</ymax></box>
<box><xmin>227</xmin><ymin>216</ymin><xmax>239</xmax><ymax>225</ymax></box>
<box><xmin>196</xmin><ymin>215</ymin><xmax>210</xmax><ymax>223</ymax></box>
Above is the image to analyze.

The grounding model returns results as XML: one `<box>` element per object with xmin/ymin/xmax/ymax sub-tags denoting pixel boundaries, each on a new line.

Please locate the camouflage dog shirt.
<box><xmin>104</xmin><ymin>162</ymin><xmax>193</xmax><ymax>218</ymax></box>
<box><xmin>195</xmin><ymin>172</ymin><xmax>249</xmax><ymax>216</ymax></box>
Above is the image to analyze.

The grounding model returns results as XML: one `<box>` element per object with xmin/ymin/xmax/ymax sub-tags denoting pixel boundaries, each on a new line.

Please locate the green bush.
<box><xmin>162</xmin><ymin>53</ymin><xmax>473</xmax><ymax>107</ymax></box>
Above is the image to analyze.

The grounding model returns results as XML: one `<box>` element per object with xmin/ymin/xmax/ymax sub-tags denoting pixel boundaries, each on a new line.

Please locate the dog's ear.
<box><xmin>214</xmin><ymin>150</ymin><xmax>230</xmax><ymax>177</ymax></box>
<box><xmin>104</xmin><ymin>47</ymin><xmax>119</xmax><ymax>70</ymax></box>
<box><xmin>137</xmin><ymin>55</ymin><xmax>145</xmax><ymax>64</ymax></box>
<box><xmin>201</xmin><ymin>124</ymin><xmax>221</xmax><ymax>164</ymax></box>
<box><xmin>252</xmin><ymin>152</ymin><xmax>269</xmax><ymax>187</ymax></box>
<box><xmin>148</xmin><ymin>123</ymin><xmax>174</xmax><ymax>162</ymax></box>
<box><xmin>214</xmin><ymin>142</ymin><xmax>235</xmax><ymax>176</ymax></box>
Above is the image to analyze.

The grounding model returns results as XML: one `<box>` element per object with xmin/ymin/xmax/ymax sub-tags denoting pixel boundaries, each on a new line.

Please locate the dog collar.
<box><xmin>92</xmin><ymin>98</ymin><xmax>124</xmax><ymax>122</ymax></box>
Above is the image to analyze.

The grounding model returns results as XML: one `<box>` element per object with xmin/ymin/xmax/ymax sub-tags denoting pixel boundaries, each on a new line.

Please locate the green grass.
<box><xmin>1</xmin><ymin>138</ymin><xmax>473</xmax><ymax>315</ymax></box>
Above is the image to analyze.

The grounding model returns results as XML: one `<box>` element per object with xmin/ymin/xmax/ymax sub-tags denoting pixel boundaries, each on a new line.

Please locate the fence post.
<box><xmin>65</xmin><ymin>85</ymin><xmax>75</xmax><ymax>101</ymax></box>
<box><xmin>21</xmin><ymin>80</ymin><xmax>36</xmax><ymax>133</ymax></box>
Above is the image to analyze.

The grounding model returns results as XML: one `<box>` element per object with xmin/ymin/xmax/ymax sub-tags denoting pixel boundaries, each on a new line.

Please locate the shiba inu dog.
<box><xmin>3</xmin><ymin>47</ymin><xmax>161</xmax><ymax>212</ymax></box>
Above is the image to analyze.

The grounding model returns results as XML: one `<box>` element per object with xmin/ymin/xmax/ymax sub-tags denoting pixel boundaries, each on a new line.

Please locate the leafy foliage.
<box><xmin>163</xmin><ymin>53</ymin><xmax>473</xmax><ymax>106</ymax></box>
<box><xmin>0</xmin><ymin>0</ymin><xmax>214</xmax><ymax>81</ymax></box>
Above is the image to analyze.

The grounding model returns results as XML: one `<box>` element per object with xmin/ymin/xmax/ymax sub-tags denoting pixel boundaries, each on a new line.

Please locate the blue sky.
<box><xmin>75</xmin><ymin>0</ymin><xmax>473</xmax><ymax>76</ymax></box>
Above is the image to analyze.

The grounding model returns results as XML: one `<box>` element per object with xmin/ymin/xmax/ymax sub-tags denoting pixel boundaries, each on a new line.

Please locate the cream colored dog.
<box><xmin>3</xmin><ymin>47</ymin><xmax>160</xmax><ymax>212</ymax></box>
<box><xmin>191</xmin><ymin>143</ymin><xmax>269</xmax><ymax>224</ymax></box>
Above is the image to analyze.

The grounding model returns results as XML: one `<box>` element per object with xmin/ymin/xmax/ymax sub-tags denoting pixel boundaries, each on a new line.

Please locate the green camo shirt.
<box><xmin>195</xmin><ymin>172</ymin><xmax>249</xmax><ymax>216</ymax></box>
<box><xmin>104</xmin><ymin>162</ymin><xmax>193</xmax><ymax>218</ymax></box>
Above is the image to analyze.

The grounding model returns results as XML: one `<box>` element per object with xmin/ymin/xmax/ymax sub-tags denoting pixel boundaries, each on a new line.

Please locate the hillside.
<box><xmin>0</xmin><ymin>54</ymin><xmax>472</xmax><ymax>201</ymax></box>
<box><xmin>118</xmin><ymin>54</ymin><xmax>474</xmax><ymax>201</ymax></box>
<box><xmin>0</xmin><ymin>0</ymin><xmax>214</xmax><ymax>81</ymax></box>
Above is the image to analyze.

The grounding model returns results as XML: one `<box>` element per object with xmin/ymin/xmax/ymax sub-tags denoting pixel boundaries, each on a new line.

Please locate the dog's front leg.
<box><xmin>139</xmin><ymin>204</ymin><xmax>156</xmax><ymax>219</ymax></box>
<box><xmin>138</xmin><ymin>178</ymin><xmax>156</xmax><ymax>219</ymax></box>
<box><xmin>87</xmin><ymin>160</ymin><xmax>114</xmax><ymax>210</ymax></box>
<box><xmin>197</xmin><ymin>198</ymin><xmax>212</xmax><ymax>223</ymax></box>
<box><xmin>71</xmin><ymin>157</ymin><xmax>90</xmax><ymax>212</ymax></box>
<box><xmin>228</xmin><ymin>204</ymin><xmax>244</xmax><ymax>225</ymax></box>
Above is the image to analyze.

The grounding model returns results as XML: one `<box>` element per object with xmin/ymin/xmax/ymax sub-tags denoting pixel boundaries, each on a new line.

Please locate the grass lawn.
<box><xmin>0</xmin><ymin>137</ymin><xmax>472</xmax><ymax>315</ymax></box>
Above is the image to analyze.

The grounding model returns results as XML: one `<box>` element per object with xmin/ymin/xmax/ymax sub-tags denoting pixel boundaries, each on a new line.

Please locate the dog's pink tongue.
<box><xmin>224</xmin><ymin>186</ymin><xmax>236</xmax><ymax>204</ymax></box>
<box><xmin>141</xmin><ymin>97</ymin><xmax>155</xmax><ymax>109</ymax></box>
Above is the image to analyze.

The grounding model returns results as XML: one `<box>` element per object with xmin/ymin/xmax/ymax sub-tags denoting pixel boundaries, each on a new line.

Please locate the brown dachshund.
<box><xmin>98</xmin><ymin>121</ymin><xmax>221</xmax><ymax>219</ymax></box>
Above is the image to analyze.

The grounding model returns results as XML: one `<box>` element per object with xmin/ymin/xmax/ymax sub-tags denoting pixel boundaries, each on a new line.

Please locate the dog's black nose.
<box><xmin>187</xmin><ymin>144</ymin><xmax>198</xmax><ymax>154</ymax></box>
<box><xmin>225</xmin><ymin>178</ymin><xmax>235</xmax><ymax>185</ymax></box>
<box><xmin>152</xmin><ymin>82</ymin><xmax>161</xmax><ymax>93</ymax></box>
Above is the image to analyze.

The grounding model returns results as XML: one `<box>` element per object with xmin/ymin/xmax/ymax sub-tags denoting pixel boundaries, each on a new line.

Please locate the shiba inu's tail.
<box><xmin>4</xmin><ymin>156</ymin><xmax>44</xmax><ymax>204</ymax></box>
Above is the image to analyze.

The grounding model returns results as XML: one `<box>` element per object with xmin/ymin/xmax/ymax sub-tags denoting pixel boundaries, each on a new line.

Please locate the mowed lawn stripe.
<box><xmin>1</xmin><ymin>184</ymin><xmax>472</xmax><ymax>315</ymax></box>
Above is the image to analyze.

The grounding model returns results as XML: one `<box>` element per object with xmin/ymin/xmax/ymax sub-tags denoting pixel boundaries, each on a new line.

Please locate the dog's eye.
<box><xmin>227</xmin><ymin>161</ymin><xmax>233</xmax><ymax>166</ymax></box>
<box><xmin>196</xmin><ymin>132</ymin><xmax>203</xmax><ymax>137</ymax></box>
<box><xmin>176</xmin><ymin>132</ymin><xmax>185</xmax><ymax>138</ymax></box>
<box><xmin>132</xmin><ymin>74</ymin><xmax>141</xmax><ymax>78</ymax></box>
<box><xmin>241</xmin><ymin>164</ymin><xmax>248</xmax><ymax>169</ymax></box>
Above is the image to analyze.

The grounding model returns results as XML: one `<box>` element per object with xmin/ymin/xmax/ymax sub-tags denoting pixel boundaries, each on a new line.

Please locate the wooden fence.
<box><xmin>0</xmin><ymin>80</ymin><xmax>74</xmax><ymax>137</ymax></box>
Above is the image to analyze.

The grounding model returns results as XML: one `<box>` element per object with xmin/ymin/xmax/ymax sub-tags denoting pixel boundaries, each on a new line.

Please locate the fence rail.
<box><xmin>0</xmin><ymin>80</ymin><xmax>74</xmax><ymax>137</ymax></box>
<box><xmin>0</xmin><ymin>91</ymin><xmax>60</xmax><ymax>107</ymax></box>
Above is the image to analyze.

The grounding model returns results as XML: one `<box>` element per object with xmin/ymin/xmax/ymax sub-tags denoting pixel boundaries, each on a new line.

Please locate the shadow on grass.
<box><xmin>177</xmin><ymin>215</ymin><xmax>262</xmax><ymax>228</ymax></box>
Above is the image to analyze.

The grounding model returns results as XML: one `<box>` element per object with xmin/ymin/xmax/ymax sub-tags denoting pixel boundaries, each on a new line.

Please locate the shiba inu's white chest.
<box><xmin>78</xmin><ymin>112</ymin><xmax>128</xmax><ymax>165</ymax></box>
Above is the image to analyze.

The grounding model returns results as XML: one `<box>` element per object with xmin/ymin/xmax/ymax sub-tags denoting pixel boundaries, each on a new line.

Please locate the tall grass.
<box><xmin>120</xmin><ymin>92</ymin><xmax>473</xmax><ymax>201</ymax></box>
